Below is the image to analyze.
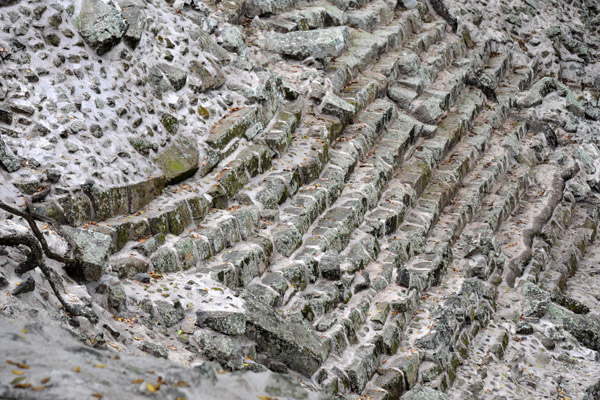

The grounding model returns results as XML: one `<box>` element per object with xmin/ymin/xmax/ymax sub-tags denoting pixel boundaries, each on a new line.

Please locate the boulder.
<box><xmin>243</xmin><ymin>292</ymin><xmax>327</xmax><ymax>376</ymax></box>
<box><xmin>155</xmin><ymin>138</ymin><xmax>199</xmax><ymax>184</ymax></box>
<box><xmin>264</xmin><ymin>27</ymin><xmax>349</xmax><ymax>59</ymax></box>
<box><xmin>74</xmin><ymin>0</ymin><xmax>128</xmax><ymax>55</ymax></box>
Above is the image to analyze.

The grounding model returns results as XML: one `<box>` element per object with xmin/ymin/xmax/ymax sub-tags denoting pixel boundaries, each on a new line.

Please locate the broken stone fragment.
<box><xmin>74</xmin><ymin>0</ymin><xmax>128</xmax><ymax>55</ymax></box>
<box><xmin>156</xmin><ymin>137</ymin><xmax>199</xmax><ymax>184</ymax></box>
<box><xmin>0</xmin><ymin>136</ymin><xmax>20</xmax><ymax>172</ymax></box>
<box><xmin>140</xmin><ymin>340</ymin><xmax>169</xmax><ymax>358</ymax></box>
<box><xmin>117</xmin><ymin>0</ymin><xmax>146</xmax><ymax>48</ymax></box>
<box><xmin>155</xmin><ymin>299</ymin><xmax>185</xmax><ymax>327</ymax></box>
<box><xmin>196</xmin><ymin>309</ymin><xmax>246</xmax><ymax>335</ymax></box>
<box><xmin>108</xmin><ymin>283</ymin><xmax>127</xmax><ymax>311</ymax></box>
<box><xmin>321</xmin><ymin>92</ymin><xmax>355</xmax><ymax>123</ymax></box>
<box><xmin>188</xmin><ymin>59</ymin><xmax>226</xmax><ymax>93</ymax></box>
<box><xmin>264</xmin><ymin>27</ymin><xmax>349</xmax><ymax>59</ymax></box>
<box><xmin>152</xmin><ymin>63</ymin><xmax>187</xmax><ymax>92</ymax></box>
<box><xmin>196</xmin><ymin>30</ymin><xmax>231</xmax><ymax>64</ymax></box>
<box><xmin>63</xmin><ymin>227</ymin><xmax>112</xmax><ymax>281</ymax></box>
<box><xmin>242</xmin><ymin>292</ymin><xmax>327</xmax><ymax>376</ymax></box>
<box><xmin>12</xmin><ymin>276</ymin><xmax>35</xmax><ymax>296</ymax></box>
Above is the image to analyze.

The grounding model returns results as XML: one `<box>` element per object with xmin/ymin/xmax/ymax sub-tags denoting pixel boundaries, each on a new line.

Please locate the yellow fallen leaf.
<box><xmin>32</xmin><ymin>386</ymin><xmax>46</xmax><ymax>391</ymax></box>
<box><xmin>41</xmin><ymin>377</ymin><xmax>50</xmax><ymax>384</ymax></box>
<box><xmin>92</xmin><ymin>394</ymin><xmax>103</xmax><ymax>399</ymax></box>
<box><xmin>12</xmin><ymin>370</ymin><xmax>24</xmax><ymax>375</ymax></box>
<box><xmin>132</xmin><ymin>379</ymin><xmax>144</xmax><ymax>383</ymax></box>
<box><xmin>146</xmin><ymin>382</ymin><xmax>158</xmax><ymax>393</ymax></box>
<box><xmin>94</xmin><ymin>364</ymin><xmax>105</xmax><ymax>368</ymax></box>
<box><xmin>74</xmin><ymin>366</ymin><xmax>81</xmax><ymax>373</ymax></box>
<box><xmin>108</xmin><ymin>342</ymin><xmax>121</xmax><ymax>350</ymax></box>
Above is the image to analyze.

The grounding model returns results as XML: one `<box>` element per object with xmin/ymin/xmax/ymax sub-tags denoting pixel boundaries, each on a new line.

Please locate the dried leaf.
<box><xmin>32</xmin><ymin>386</ymin><xmax>46</xmax><ymax>391</ymax></box>
<box><xmin>74</xmin><ymin>366</ymin><xmax>81</xmax><ymax>373</ymax></box>
<box><xmin>146</xmin><ymin>382</ymin><xmax>158</xmax><ymax>393</ymax></box>
<box><xmin>132</xmin><ymin>379</ymin><xmax>144</xmax><ymax>384</ymax></box>
<box><xmin>12</xmin><ymin>370</ymin><xmax>24</xmax><ymax>375</ymax></box>
<box><xmin>94</xmin><ymin>364</ymin><xmax>105</xmax><ymax>368</ymax></box>
<box><xmin>91</xmin><ymin>394</ymin><xmax>103</xmax><ymax>398</ymax></box>
<box><xmin>41</xmin><ymin>377</ymin><xmax>50</xmax><ymax>384</ymax></box>
<box><xmin>13</xmin><ymin>383</ymin><xmax>32</xmax><ymax>389</ymax></box>
<box><xmin>11</xmin><ymin>376</ymin><xmax>26</xmax><ymax>385</ymax></box>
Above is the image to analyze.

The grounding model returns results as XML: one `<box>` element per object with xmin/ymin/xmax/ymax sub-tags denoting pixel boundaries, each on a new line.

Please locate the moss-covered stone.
<box><xmin>127</xmin><ymin>176</ymin><xmax>166</xmax><ymax>213</ymax></box>
<box><xmin>147</xmin><ymin>212</ymin><xmax>169</xmax><ymax>236</ymax></box>
<box><xmin>156</xmin><ymin>138</ymin><xmax>199</xmax><ymax>184</ymax></box>
<box><xmin>175</xmin><ymin>237</ymin><xmax>197</xmax><ymax>270</ymax></box>
<box><xmin>188</xmin><ymin>59</ymin><xmax>226</xmax><ymax>93</ymax></box>
<box><xmin>151</xmin><ymin>247</ymin><xmax>179</xmax><ymax>273</ymax></box>
<box><xmin>160</xmin><ymin>112</ymin><xmax>179</xmax><ymax>134</ymax></box>
<box><xmin>58</xmin><ymin>191</ymin><xmax>93</xmax><ymax>226</ymax></box>
<box><xmin>167</xmin><ymin>202</ymin><xmax>192</xmax><ymax>235</ymax></box>
<box><xmin>91</xmin><ymin>186</ymin><xmax>128</xmax><ymax>221</ymax></box>
<box><xmin>197</xmin><ymin>106</ymin><xmax>210</xmax><ymax>118</ymax></box>
<box><xmin>186</xmin><ymin>195</ymin><xmax>210</xmax><ymax>221</ymax></box>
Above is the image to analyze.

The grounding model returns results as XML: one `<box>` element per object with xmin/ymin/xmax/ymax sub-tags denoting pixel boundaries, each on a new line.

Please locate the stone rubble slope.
<box><xmin>0</xmin><ymin>0</ymin><xmax>600</xmax><ymax>398</ymax></box>
<box><xmin>0</xmin><ymin>316</ymin><xmax>324</xmax><ymax>400</ymax></box>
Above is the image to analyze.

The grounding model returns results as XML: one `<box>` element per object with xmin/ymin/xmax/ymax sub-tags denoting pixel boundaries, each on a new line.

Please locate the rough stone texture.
<box><xmin>155</xmin><ymin>138</ymin><xmax>199</xmax><ymax>184</ymax></box>
<box><xmin>264</xmin><ymin>27</ymin><xmax>350</xmax><ymax>59</ymax></box>
<box><xmin>0</xmin><ymin>136</ymin><xmax>20</xmax><ymax>172</ymax></box>
<box><xmin>0</xmin><ymin>317</ymin><xmax>322</xmax><ymax>399</ymax></box>
<box><xmin>74</xmin><ymin>0</ymin><xmax>128</xmax><ymax>55</ymax></box>
<box><xmin>62</xmin><ymin>227</ymin><xmax>112</xmax><ymax>281</ymax></box>
<box><xmin>243</xmin><ymin>292</ymin><xmax>327</xmax><ymax>376</ymax></box>
<box><xmin>1</xmin><ymin>0</ymin><xmax>600</xmax><ymax>398</ymax></box>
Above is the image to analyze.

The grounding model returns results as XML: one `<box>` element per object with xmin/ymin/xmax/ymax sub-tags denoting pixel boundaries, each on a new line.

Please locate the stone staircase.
<box><xmin>16</xmin><ymin>0</ymin><xmax>600</xmax><ymax>398</ymax></box>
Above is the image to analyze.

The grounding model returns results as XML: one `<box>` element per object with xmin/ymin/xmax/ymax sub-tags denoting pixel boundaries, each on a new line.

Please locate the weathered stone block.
<box><xmin>243</xmin><ymin>292</ymin><xmax>327</xmax><ymax>376</ymax></box>
<box><xmin>206</xmin><ymin>107</ymin><xmax>258</xmax><ymax>150</ymax></box>
<box><xmin>63</xmin><ymin>227</ymin><xmax>112</xmax><ymax>281</ymax></box>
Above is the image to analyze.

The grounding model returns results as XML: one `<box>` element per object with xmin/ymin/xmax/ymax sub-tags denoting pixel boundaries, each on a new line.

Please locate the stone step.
<box><xmin>346</xmin><ymin>0</ymin><xmax>396</xmax><ymax>31</ymax></box>
<box><xmin>522</xmin><ymin>194</ymin><xmax>599</xmax><ymax>293</ymax></box>
<box><xmin>326</xmin><ymin>8</ymin><xmax>426</xmax><ymax>92</ymax></box>
<box><xmin>369</xmin><ymin>129</ymin><xmax>542</xmax><ymax>392</ymax></box>
<box><xmin>277</xmin><ymin>87</ymin><xmax>486</xmax><ymax>327</ymax></box>
<box><xmin>313</xmin><ymin>63</ymin><xmax>539</xmax><ymax>394</ymax></box>
<box><xmin>265</xmin><ymin>3</ymin><xmax>348</xmax><ymax>32</ymax></box>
